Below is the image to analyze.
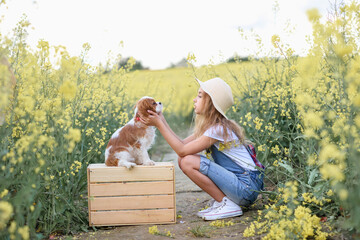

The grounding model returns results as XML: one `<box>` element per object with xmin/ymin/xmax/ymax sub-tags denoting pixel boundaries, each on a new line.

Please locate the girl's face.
<box><xmin>193</xmin><ymin>88</ymin><xmax>206</xmax><ymax>114</ymax></box>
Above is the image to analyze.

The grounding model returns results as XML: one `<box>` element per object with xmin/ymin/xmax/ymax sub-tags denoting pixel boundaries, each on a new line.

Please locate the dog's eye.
<box><xmin>152</xmin><ymin>102</ymin><xmax>156</xmax><ymax>105</ymax></box>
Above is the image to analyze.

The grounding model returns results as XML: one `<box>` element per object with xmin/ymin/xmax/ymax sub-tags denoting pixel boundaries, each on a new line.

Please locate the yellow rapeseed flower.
<box><xmin>303</xmin><ymin>111</ymin><xmax>324</xmax><ymax>129</ymax></box>
<box><xmin>334</xmin><ymin>43</ymin><xmax>353</xmax><ymax>58</ymax></box>
<box><xmin>258</xmin><ymin>144</ymin><xmax>266</xmax><ymax>152</ymax></box>
<box><xmin>186</xmin><ymin>52</ymin><xmax>196</xmax><ymax>63</ymax></box>
<box><xmin>319</xmin><ymin>144</ymin><xmax>344</xmax><ymax>163</ymax></box>
<box><xmin>18</xmin><ymin>225</ymin><xmax>29</xmax><ymax>240</ymax></box>
<box><xmin>307</xmin><ymin>8</ymin><xmax>321</xmax><ymax>22</ymax></box>
<box><xmin>327</xmin><ymin>189</ymin><xmax>334</xmax><ymax>196</ymax></box>
<box><xmin>59</xmin><ymin>80</ymin><xmax>77</xmax><ymax>101</ymax></box>
<box><xmin>338</xmin><ymin>189</ymin><xmax>348</xmax><ymax>200</ymax></box>
<box><xmin>9</xmin><ymin>221</ymin><xmax>16</xmax><ymax>234</ymax></box>
<box><xmin>243</xmin><ymin>222</ymin><xmax>256</xmax><ymax>237</ymax></box>
<box><xmin>148</xmin><ymin>225</ymin><xmax>159</xmax><ymax>235</ymax></box>
<box><xmin>319</xmin><ymin>163</ymin><xmax>345</xmax><ymax>182</ymax></box>
<box><xmin>0</xmin><ymin>189</ymin><xmax>8</xmax><ymax>198</ymax></box>
<box><xmin>354</xmin><ymin>115</ymin><xmax>360</xmax><ymax>128</ymax></box>
<box><xmin>271</xmin><ymin>35</ymin><xmax>280</xmax><ymax>48</ymax></box>
<box><xmin>0</xmin><ymin>201</ymin><xmax>13</xmax><ymax>230</ymax></box>
<box><xmin>270</xmin><ymin>145</ymin><xmax>281</xmax><ymax>154</ymax></box>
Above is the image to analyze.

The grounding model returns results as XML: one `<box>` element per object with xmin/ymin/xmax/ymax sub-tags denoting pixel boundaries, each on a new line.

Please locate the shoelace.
<box><xmin>212</xmin><ymin>199</ymin><xmax>227</xmax><ymax>213</ymax></box>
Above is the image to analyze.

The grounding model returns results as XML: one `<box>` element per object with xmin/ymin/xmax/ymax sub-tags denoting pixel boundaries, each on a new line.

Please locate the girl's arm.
<box><xmin>155</xmin><ymin>111</ymin><xmax>196</xmax><ymax>144</ymax></box>
<box><xmin>142</xmin><ymin>111</ymin><xmax>216</xmax><ymax>157</ymax></box>
<box><xmin>183</xmin><ymin>134</ymin><xmax>195</xmax><ymax>144</ymax></box>
<box><xmin>157</xmin><ymin>121</ymin><xmax>216</xmax><ymax>157</ymax></box>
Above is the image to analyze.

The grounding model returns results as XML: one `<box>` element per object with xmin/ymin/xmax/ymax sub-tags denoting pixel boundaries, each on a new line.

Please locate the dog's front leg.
<box><xmin>136</xmin><ymin>148</ymin><xmax>155</xmax><ymax>166</ymax></box>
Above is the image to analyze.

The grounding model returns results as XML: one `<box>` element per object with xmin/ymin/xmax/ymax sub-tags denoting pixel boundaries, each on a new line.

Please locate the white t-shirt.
<box><xmin>203</xmin><ymin>125</ymin><xmax>257</xmax><ymax>171</ymax></box>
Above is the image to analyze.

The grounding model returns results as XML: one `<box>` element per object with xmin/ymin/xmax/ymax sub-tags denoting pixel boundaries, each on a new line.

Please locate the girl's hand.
<box><xmin>140</xmin><ymin>110</ymin><xmax>162</xmax><ymax>127</ymax></box>
<box><xmin>158</xmin><ymin>111</ymin><xmax>166</xmax><ymax>123</ymax></box>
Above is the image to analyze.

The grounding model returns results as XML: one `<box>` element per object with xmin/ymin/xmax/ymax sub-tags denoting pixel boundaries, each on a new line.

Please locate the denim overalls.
<box><xmin>199</xmin><ymin>145</ymin><xmax>264</xmax><ymax>206</ymax></box>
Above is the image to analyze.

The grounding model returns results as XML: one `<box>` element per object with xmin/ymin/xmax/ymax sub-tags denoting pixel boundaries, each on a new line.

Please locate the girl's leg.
<box><xmin>178</xmin><ymin>155</ymin><xmax>225</xmax><ymax>202</ymax></box>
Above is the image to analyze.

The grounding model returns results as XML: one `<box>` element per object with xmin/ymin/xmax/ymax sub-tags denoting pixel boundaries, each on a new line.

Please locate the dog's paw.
<box><xmin>143</xmin><ymin>160</ymin><xmax>155</xmax><ymax>166</ymax></box>
<box><xmin>119</xmin><ymin>161</ymin><xmax>136</xmax><ymax>169</ymax></box>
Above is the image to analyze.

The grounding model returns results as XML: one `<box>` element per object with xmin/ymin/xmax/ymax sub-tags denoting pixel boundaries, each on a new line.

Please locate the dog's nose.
<box><xmin>158</xmin><ymin>102</ymin><xmax>162</xmax><ymax>105</ymax></box>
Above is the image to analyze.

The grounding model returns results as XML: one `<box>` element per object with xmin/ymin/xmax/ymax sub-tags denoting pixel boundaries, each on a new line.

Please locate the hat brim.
<box><xmin>195</xmin><ymin>78</ymin><xmax>228</xmax><ymax>119</ymax></box>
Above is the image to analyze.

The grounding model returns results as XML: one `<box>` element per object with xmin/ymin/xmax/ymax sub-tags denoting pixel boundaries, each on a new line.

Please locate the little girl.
<box><xmin>142</xmin><ymin>77</ymin><xmax>264</xmax><ymax>221</ymax></box>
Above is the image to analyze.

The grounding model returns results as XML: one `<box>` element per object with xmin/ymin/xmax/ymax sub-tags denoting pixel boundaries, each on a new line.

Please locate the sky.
<box><xmin>0</xmin><ymin>0</ymin><xmax>332</xmax><ymax>69</ymax></box>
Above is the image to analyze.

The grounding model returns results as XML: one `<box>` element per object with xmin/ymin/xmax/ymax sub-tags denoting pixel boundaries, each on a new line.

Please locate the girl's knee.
<box><xmin>180</xmin><ymin>155</ymin><xmax>198</xmax><ymax>173</ymax></box>
<box><xmin>180</xmin><ymin>156</ymin><xmax>190</xmax><ymax>172</ymax></box>
<box><xmin>178</xmin><ymin>156</ymin><xmax>183</xmax><ymax>170</ymax></box>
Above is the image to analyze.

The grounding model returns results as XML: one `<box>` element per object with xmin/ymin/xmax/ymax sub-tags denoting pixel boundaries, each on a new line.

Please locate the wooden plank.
<box><xmin>87</xmin><ymin>162</ymin><xmax>176</xmax><ymax>226</ymax></box>
<box><xmin>90</xmin><ymin>221</ymin><xmax>175</xmax><ymax>227</ymax></box>
<box><xmin>89</xmin><ymin>181</ymin><xmax>174</xmax><ymax>197</ymax></box>
<box><xmin>87</xmin><ymin>168</ymin><xmax>92</xmax><ymax>226</ymax></box>
<box><xmin>172</xmin><ymin>165</ymin><xmax>176</xmax><ymax>224</ymax></box>
<box><xmin>90</xmin><ymin>209</ymin><xmax>175</xmax><ymax>226</ymax></box>
<box><xmin>90</xmin><ymin>195</ymin><xmax>174</xmax><ymax>211</ymax></box>
<box><xmin>88</xmin><ymin>165</ymin><xmax>174</xmax><ymax>183</ymax></box>
<box><xmin>88</xmin><ymin>162</ymin><xmax>173</xmax><ymax>168</ymax></box>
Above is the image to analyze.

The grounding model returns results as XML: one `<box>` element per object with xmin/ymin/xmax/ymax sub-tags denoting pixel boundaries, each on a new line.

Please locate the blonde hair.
<box><xmin>194</xmin><ymin>92</ymin><xmax>250</xmax><ymax>145</ymax></box>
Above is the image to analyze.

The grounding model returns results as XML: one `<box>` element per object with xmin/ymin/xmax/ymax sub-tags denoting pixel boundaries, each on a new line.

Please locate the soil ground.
<box><xmin>68</xmin><ymin>191</ymin><xmax>261</xmax><ymax>240</ymax></box>
<box><xmin>54</xmin><ymin>149</ymin><xmax>265</xmax><ymax>240</ymax></box>
<box><xmin>53</xmin><ymin>133</ymin><xmax>350</xmax><ymax>240</ymax></box>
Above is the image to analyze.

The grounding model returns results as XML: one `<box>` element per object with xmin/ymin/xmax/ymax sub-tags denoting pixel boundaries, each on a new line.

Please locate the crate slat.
<box><xmin>90</xmin><ymin>209</ymin><xmax>175</xmax><ymax>225</ymax></box>
<box><xmin>87</xmin><ymin>162</ymin><xmax>176</xmax><ymax>226</ymax></box>
<box><xmin>87</xmin><ymin>167</ymin><xmax>92</xmax><ymax>225</ymax></box>
<box><xmin>89</xmin><ymin>162</ymin><xmax>173</xmax><ymax>168</ymax></box>
<box><xmin>90</xmin><ymin>195</ymin><xmax>174</xmax><ymax>211</ymax></box>
<box><xmin>89</xmin><ymin>181</ymin><xmax>174</xmax><ymax>196</ymax></box>
<box><xmin>88</xmin><ymin>164</ymin><xmax>174</xmax><ymax>183</ymax></box>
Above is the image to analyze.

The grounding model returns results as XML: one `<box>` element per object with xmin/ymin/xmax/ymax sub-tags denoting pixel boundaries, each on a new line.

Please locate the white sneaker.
<box><xmin>196</xmin><ymin>199</ymin><xmax>220</xmax><ymax>218</ymax></box>
<box><xmin>202</xmin><ymin>197</ymin><xmax>243</xmax><ymax>221</ymax></box>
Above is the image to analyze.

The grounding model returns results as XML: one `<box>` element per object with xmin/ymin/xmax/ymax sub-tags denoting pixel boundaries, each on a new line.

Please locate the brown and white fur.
<box><xmin>105</xmin><ymin>96</ymin><xmax>162</xmax><ymax>168</ymax></box>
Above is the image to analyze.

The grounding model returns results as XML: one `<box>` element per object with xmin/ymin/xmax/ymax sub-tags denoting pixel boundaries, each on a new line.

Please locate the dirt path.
<box><xmin>57</xmin><ymin>149</ymin><xmax>264</xmax><ymax>240</ymax></box>
<box><xmin>69</xmin><ymin>191</ymin><xmax>260</xmax><ymax>240</ymax></box>
<box><xmin>50</xmin><ymin>124</ymin><xmax>350</xmax><ymax>239</ymax></box>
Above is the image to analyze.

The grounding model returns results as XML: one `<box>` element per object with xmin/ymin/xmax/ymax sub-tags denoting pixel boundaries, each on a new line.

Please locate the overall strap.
<box><xmin>245</xmin><ymin>144</ymin><xmax>265</xmax><ymax>170</ymax></box>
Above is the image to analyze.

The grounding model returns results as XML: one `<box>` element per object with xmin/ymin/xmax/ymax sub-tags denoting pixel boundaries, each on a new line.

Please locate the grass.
<box><xmin>188</xmin><ymin>225</ymin><xmax>212</xmax><ymax>238</ymax></box>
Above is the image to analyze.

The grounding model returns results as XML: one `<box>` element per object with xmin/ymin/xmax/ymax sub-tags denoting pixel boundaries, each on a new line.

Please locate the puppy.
<box><xmin>105</xmin><ymin>96</ymin><xmax>162</xmax><ymax>168</ymax></box>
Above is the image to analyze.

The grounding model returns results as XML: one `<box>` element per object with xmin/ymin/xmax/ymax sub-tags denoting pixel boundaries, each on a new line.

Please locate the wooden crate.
<box><xmin>87</xmin><ymin>162</ymin><xmax>176</xmax><ymax>226</ymax></box>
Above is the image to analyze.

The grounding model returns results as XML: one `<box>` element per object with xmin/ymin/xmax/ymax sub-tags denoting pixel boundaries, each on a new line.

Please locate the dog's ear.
<box><xmin>135</xmin><ymin>99</ymin><xmax>149</xmax><ymax>119</ymax></box>
<box><xmin>139</xmin><ymin>101</ymin><xmax>151</xmax><ymax>118</ymax></box>
<box><xmin>134</xmin><ymin>100</ymin><xmax>141</xmax><ymax>122</ymax></box>
<box><xmin>134</xmin><ymin>97</ymin><xmax>157</xmax><ymax>120</ymax></box>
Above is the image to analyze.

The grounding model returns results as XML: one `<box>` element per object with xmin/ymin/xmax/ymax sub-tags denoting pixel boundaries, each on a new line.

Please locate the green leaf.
<box><xmin>279</xmin><ymin>162</ymin><xmax>294</xmax><ymax>174</ymax></box>
<box><xmin>308</xmin><ymin>168</ymin><xmax>318</xmax><ymax>186</ymax></box>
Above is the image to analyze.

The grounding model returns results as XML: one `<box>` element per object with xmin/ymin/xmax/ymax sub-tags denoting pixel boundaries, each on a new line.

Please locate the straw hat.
<box><xmin>195</xmin><ymin>77</ymin><xmax>234</xmax><ymax>119</ymax></box>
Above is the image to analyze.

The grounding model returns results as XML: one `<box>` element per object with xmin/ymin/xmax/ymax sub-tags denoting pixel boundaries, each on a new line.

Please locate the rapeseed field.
<box><xmin>1</xmin><ymin>1</ymin><xmax>359</xmax><ymax>239</ymax></box>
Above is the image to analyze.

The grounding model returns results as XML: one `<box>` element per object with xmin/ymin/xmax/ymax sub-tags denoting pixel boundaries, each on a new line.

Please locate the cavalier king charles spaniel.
<box><xmin>105</xmin><ymin>96</ymin><xmax>162</xmax><ymax>168</ymax></box>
